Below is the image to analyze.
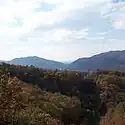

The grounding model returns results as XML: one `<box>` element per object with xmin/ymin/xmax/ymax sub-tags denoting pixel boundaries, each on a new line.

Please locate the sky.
<box><xmin>0</xmin><ymin>0</ymin><xmax>125</xmax><ymax>62</ymax></box>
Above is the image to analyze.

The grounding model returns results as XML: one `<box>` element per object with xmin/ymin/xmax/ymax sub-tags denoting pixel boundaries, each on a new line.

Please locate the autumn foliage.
<box><xmin>0</xmin><ymin>63</ymin><xmax>125</xmax><ymax>125</ymax></box>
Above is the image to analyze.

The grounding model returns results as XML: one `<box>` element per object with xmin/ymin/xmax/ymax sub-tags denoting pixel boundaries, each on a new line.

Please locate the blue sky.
<box><xmin>0</xmin><ymin>0</ymin><xmax>125</xmax><ymax>61</ymax></box>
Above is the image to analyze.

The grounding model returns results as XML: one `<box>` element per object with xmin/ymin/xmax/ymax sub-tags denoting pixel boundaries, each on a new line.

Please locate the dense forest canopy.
<box><xmin>0</xmin><ymin>63</ymin><xmax>125</xmax><ymax>125</ymax></box>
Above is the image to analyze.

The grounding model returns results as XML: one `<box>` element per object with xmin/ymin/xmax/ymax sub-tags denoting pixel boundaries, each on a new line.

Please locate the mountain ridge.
<box><xmin>1</xmin><ymin>50</ymin><xmax>125</xmax><ymax>71</ymax></box>
<box><xmin>8</xmin><ymin>56</ymin><xmax>66</xmax><ymax>70</ymax></box>
<box><xmin>69</xmin><ymin>50</ymin><xmax>125</xmax><ymax>71</ymax></box>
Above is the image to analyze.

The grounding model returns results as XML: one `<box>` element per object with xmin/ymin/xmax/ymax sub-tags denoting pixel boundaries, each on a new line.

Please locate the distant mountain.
<box><xmin>0</xmin><ymin>60</ymin><xmax>4</xmax><ymax>62</ymax></box>
<box><xmin>69</xmin><ymin>50</ymin><xmax>125</xmax><ymax>71</ymax></box>
<box><xmin>0</xmin><ymin>60</ymin><xmax>5</xmax><ymax>64</ymax></box>
<box><xmin>8</xmin><ymin>56</ymin><xmax>67</xmax><ymax>70</ymax></box>
<box><xmin>1</xmin><ymin>50</ymin><xmax>125</xmax><ymax>71</ymax></box>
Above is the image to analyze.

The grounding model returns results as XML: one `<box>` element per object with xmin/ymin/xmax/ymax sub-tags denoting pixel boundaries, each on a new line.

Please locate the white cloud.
<box><xmin>87</xmin><ymin>36</ymin><xmax>105</xmax><ymax>40</ymax></box>
<box><xmin>112</xmin><ymin>21</ymin><xmax>125</xmax><ymax>29</ymax></box>
<box><xmin>0</xmin><ymin>0</ymin><xmax>125</xmax><ymax>61</ymax></box>
<box><xmin>96</xmin><ymin>31</ymin><xmax>109</xmax><ymax>35</ymax></box>
<box><xmin>20</xmin><ymin>28</ymin><xmax>89</xmax><ymax>45</ymax></box>
<box><xmin>101</xmin><ymin>1</ymin><xmax>125</xmax><ymax>29</ymax></box>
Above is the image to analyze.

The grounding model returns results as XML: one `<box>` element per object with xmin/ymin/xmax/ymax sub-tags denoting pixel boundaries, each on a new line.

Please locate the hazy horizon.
<box><xmin>1</xmin><ymin>49</ymin><xmax>125</xmax><ymax>62</ymax></box>
<box><xmin>0</xmin><ymin>0</ymin><xmax>125</xmax><ymax>61</ymax></box>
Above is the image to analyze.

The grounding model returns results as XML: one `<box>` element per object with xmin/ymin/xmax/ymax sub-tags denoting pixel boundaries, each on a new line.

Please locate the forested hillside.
<box><xmin>0</xmin><ymin>62</ymin><xmax>125</xmax><ymax>125</ymax></box>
